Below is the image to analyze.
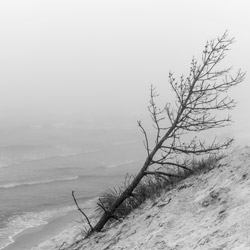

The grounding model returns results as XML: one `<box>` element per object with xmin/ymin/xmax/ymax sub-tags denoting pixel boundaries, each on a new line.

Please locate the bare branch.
<box><xmin>97</xmin><ymin>198</ymin><xmax>108</xmax><ymax>213</ymax></box>
<box><xmin>162</xmin><ymin>138</ymin><xmax>233</xmax><ymax>155</ymax></box>
<box><xmin>151</xmin><ymin>160</ymin><xmax>193</xmax><ymax>172</ymax></box>
<box><xmin>72</xmin><ymin>191</ymin><xmax>93</xmax><ymax>230</ymax></box>
<box><xmin>138</xmin><ymin>120</ymin><xmax>150</xmax><ymax>156</ymax></box>
<box><xmin>144</xmin><ymin>171</ymin><xmax>184</xmax><ymax>179</ymax></box>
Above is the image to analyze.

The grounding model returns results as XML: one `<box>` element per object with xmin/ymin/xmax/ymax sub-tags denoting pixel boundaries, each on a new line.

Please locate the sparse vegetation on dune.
<box><xmin>95</xmin><ymin>155</ymin><xmax>221</xmax><ymax>221</ymax></box>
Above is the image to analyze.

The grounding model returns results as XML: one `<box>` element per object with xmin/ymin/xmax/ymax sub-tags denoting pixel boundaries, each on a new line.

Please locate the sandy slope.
<box><xmin>35</xmin><ymin>146</ymin><xmax>250</xmax><ymax>250</ymax></box>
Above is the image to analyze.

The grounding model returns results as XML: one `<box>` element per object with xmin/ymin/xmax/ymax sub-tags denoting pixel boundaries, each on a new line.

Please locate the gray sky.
<box><xmin>0</xmin><ymin>0</ymin><xmax>249</xmax><ymax>128</ymax></box>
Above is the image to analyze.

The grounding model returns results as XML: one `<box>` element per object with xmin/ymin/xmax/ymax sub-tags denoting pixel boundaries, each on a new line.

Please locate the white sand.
<box><xmin>30</xmin><ymin>145</ymin><xmax>250</xmax><ymax>250</ymax></box>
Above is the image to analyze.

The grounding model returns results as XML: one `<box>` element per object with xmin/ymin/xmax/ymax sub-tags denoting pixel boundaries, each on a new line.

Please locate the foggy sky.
<box><xmin>0</xmin><ymin>0</ymin><xmax>249</xmax><ymax>128</ymax></box>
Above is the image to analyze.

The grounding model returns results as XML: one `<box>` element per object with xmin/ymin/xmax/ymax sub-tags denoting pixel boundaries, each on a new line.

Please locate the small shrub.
<box><xmin>192</xmin><ymin>154</ymin><xmax>224</xmax><ymax>174</ymax></box>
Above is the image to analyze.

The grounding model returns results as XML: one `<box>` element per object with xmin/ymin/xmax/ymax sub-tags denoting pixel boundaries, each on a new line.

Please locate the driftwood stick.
<box><xmin>72</xmin><ymin>191</ymin><xmax>93</xmax><ymax>230</ymax></box>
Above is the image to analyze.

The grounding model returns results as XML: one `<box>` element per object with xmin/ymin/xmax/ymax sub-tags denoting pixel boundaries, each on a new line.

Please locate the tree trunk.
<box><xmin>90</xmin><ymin>157</ymin><xmax>151</xmax><ymax>234</ymax></box>
<box><xmin>90</xmin><ymin>122</ymin><xmax>176</xmax><ymax>234</ymax></box>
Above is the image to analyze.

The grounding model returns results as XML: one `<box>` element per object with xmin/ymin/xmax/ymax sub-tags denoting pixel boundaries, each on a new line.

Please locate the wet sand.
<box><xmin>3</xmin><ymin>210</ymin><xmax>81</xmax><ymax>250</ymax></box>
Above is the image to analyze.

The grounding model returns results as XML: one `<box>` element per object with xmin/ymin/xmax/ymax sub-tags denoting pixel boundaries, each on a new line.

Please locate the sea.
<box><xmin>0</xmin><ymin>124</ymin><xmax>145</xmax><ymax>249</ymax></box>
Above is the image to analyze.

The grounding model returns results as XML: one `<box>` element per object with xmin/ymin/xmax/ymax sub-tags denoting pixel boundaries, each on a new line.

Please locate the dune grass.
<box><xmin>94</xmin><ymin>173</ymin><xmax>170</xmax><ymax>220</ymax></box>
<box><xmin>94</xmin><ymin>154</ymin><xmax>222</xmax><ymax>223</ymax></box>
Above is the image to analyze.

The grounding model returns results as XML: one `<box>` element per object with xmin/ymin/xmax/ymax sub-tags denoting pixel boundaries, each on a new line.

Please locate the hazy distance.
<box><xmin>0</xmin><ymin>0</ymin><xmax>249</xmax><ymax>130</ymax></box>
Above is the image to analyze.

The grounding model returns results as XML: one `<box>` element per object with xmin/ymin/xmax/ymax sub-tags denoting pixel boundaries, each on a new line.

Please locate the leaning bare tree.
<box><xmin>85</xmin><ymin>31</ymin><xmax>245</xmax><ymax>235</ymax></box>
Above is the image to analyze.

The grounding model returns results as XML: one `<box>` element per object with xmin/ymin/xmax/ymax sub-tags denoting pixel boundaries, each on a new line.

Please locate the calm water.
<box><xmin>0</xmin><ymin>125</ymin><xmax>145</xmax><ymax>249</ymax></box>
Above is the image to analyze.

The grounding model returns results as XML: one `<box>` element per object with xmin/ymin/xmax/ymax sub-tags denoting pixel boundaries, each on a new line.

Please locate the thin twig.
<box><xmin>138</xmin><ymin>120</ymin><xmax>150</xmax><ymax>157</ymax></box>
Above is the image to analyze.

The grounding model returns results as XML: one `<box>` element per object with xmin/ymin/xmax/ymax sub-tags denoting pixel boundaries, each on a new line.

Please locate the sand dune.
<box><xmin>30</xmin><ymin>145</ymin><xmax>250</xmax><ymax>250</ymax></box>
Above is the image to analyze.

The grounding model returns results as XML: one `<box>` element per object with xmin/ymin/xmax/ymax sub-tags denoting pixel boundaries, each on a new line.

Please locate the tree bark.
<box><xmin>91</xmin><ymin>158</ymin><xmax>151</xmax><ymax>233</ymax></box>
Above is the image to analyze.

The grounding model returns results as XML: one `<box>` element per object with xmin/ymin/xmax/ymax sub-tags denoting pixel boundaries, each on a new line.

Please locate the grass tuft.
<box><xmin>95</xmin><ymin>154</ymin><xmax>222</xmax><ymax>221</ymax></box>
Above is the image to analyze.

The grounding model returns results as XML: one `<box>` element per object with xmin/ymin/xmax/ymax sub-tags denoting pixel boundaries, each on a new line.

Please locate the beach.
<box><xmin>3</xmin><ymin>210</ymin><xmax>77</xmax><ymax>250</ymax></box>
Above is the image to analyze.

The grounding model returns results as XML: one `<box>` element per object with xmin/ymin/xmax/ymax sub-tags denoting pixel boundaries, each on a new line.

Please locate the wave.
<box><xmin>0</xmin><ymin>213</ymin><xmax>48</xmax><ymax>250</ymax></box>
<box><xmin>105</xmin><ymin>160</ymin><xmax>137</xmax><ymax>168</ymax></box>
<box><xmin>0</xmin><ymin>197</ymin><xmax>98</xmax><ymax>250</ymax></box>
<box><xmin>0</xmin><ymin>144</ymin><xmax>86</xmax><ymax>169</ymax></box>
<box><xmin>113</xmin><ymin>140</ymin><xmax>139</xmax><ymax>145</ymax></box>
<box><xmin>0</xmin><ymin>205</ymin><xmax>76</xmax><ymax>250</ymax></box>
<box><xmin>0</xmin><ymin>148</ymin><xmax>104</xmax><ymax>170</ymax></box>
<box><xmin>82</xmin><ymin>148</ymin><xmax>103</xmax><ymax>154</ymax></box>
<box><xmin>0</xmin><ymin>162</ymin><xmax>8</xmax><ymax>168</ymax></box>
<box><xmin>0</xmin><ymin>176</ymin><xmax>79</xmax><ymax>189</ymax></box>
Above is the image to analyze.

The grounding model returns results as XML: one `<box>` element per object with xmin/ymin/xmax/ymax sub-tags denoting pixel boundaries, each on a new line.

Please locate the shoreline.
<box><xmin>2</xmin><ymin>209</ymin><xmax>82</xmax><ymax>250</ymax></box>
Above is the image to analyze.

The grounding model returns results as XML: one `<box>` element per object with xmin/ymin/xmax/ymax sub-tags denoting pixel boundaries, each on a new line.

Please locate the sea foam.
<box><xmin>0</xmin><ymin>205</ymin><xmax>77</xmax><ymax>250</ymax></box>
